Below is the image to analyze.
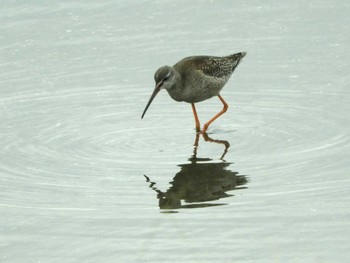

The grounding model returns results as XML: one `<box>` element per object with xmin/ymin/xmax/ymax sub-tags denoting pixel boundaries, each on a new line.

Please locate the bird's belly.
<box><xmin>184</xmin><ymin>83</ymin><xmax>224</xmax><ymax>103</ymax></box>
<box><xmin>167</xmin><ymin>79</ymin><xmax>226</xmax><ymax>103</ymax></box>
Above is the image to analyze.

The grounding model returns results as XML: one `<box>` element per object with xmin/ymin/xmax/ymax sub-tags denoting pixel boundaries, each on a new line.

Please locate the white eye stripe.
<box><xmin>164</xmin><ymin>72</ymin><xmax>171</xmax><ymax>80</ymax></box>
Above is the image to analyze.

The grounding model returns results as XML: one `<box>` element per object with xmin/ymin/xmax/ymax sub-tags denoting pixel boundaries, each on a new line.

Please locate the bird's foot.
<box><xmin>202</xmin><ymin>124</ymin><xmax>209</xmax><ymax>134</ymax></box>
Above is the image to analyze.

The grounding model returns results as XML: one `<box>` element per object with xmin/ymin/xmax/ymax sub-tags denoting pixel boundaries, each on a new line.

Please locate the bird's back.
<box><xmin>174</xmin><ymin>52</ymin><xmax>246</xmax><ymax>79</ymax></box>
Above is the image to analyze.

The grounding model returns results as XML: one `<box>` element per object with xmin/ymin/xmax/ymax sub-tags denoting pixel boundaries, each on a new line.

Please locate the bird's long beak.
<box><xmin>141</xmin><ymin>82</ymin><xmax>162</xmax><ymax>119</ymax></box>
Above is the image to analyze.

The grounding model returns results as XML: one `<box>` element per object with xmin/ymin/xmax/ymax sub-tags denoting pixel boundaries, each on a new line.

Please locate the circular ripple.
<box><xmin>1</xmin><ymin>83</ymin><xmax>350</xmax><ymax>209</ymax></box>
<box><xmin>0</xmin><ymin>87</ymin><xmax>195</xmax><ymax>182</ymax></box>
<box><xmin>225</xmin><ymin>88</ymin><xmax>350</xmax><ymax>178</ymax></box>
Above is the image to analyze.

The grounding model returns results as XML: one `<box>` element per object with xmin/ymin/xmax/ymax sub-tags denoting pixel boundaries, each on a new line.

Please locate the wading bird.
<box><xmin>141</xmin><ymin>52</ymin><xmax>246</xmax><ymax>133</ymax></box>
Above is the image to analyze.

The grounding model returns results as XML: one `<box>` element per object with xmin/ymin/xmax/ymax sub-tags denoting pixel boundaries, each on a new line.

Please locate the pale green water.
<box><xmin>1</xmin><ymin>1</ymin><xmax>350</xmax><ymax>262</ymax></box>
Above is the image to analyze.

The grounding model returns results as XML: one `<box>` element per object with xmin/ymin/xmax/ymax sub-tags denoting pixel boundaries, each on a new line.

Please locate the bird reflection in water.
<box><xmin>144</xmin><ymin>133</ymin><xmax>248</xmax><ymax>210</ymax></box>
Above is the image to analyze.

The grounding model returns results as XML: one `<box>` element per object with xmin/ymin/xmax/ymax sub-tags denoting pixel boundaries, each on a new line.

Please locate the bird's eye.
<box><xmin>163</xmin><ymin>73</ymin><xmax>171</xmax><ymax>82</ymax></box>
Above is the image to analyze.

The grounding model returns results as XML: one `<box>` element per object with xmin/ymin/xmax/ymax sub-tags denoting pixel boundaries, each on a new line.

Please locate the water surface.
<box><xmin>1</xmin><ymin>1</ymin><xmax>350</xmax><ymax>262</ymax></box>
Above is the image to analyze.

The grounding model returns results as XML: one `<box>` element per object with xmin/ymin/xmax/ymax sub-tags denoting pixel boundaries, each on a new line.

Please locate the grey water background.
<box><xmin>1</xmin><ymin>1</ymin><xmax>350</xmax><ymax>262</ymax></box>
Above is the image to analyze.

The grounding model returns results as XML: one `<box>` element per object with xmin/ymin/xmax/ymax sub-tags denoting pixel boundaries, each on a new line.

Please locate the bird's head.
<box><xmin>141</xmin><ymin>66</ymin><xmax>176</xmax><ymax>119</ymax></box>
<box><xmin>154</xmin><ymin>66</ymin><xmax>176</xmax><ymax>91</ymax></box>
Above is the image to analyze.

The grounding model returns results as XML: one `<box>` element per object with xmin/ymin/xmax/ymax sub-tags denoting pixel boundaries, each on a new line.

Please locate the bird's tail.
<box><xmin>229</xmin><ymin>52</ymin><xmax>247</xmax><ymax>70</ymax></box>
<box><xmin>230</xmin><ymin>52</ymin><xmax>247</xmax><ymax>60</ymax></box>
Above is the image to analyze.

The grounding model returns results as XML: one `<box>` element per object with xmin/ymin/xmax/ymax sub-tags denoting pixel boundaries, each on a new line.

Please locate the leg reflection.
<box><xmin>193</xmin><ymin>132</ymin><xmax>230</xmax><ymax>160</ymax></box>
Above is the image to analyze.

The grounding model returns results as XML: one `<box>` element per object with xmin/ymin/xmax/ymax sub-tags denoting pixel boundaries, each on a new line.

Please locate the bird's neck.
<box><xmin>166</xmin><ymin>70</ymin><xmax>184</xmax><ymax>102</ymax></box>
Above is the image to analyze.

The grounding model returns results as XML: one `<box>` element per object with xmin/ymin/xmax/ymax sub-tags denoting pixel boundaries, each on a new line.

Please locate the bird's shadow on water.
<box><xmin>144</xmin><ymin>133</ymin><xmax>248</xmax><ymax>212</ymax></box>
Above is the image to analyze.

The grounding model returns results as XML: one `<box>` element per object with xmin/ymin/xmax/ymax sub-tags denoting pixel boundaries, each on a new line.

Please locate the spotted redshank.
<box><xmin>141</xmin><ymin>52</ymin><xmax>246</xmax><ymax>133</ymax></box>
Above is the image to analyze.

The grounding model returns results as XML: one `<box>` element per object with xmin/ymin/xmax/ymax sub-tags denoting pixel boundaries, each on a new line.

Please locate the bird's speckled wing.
<box><xmin>174</xmin><ymin>52</ymin><xmax>246</xmax><ymax>79</ymax></box>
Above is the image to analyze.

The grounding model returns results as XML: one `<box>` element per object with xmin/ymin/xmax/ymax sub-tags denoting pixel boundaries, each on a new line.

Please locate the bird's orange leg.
<box><xmin>202</xmin><ymin>95</ymin><xmax>228</xmax><ymax>133</ymax></box>
<box><xmin>191</xmin><ymin>103</ymin><xmax>201</xmax><ymax>132</ymax></box>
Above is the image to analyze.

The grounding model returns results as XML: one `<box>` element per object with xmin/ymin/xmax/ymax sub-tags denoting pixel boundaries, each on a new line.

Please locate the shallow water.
<box><xmin>1</xmin><ymin>1</ymin><xmax>350</xmax><ymax>262</ymax></box>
